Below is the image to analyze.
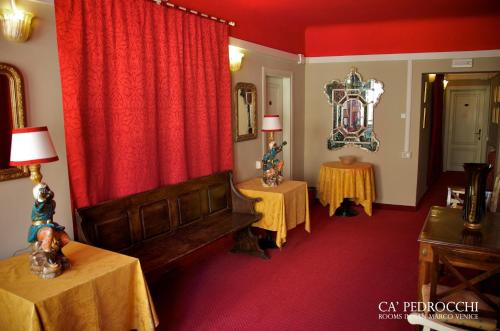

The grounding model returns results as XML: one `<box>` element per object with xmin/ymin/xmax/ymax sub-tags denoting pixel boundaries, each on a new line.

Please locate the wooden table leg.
<box><xmin>334</xmin><ymin>198</ymin><xmax>358</xmax><ymax>217</ymax></box>
<box><xmin>231</xmin><ymin>227</ymin><xmax>269</xmax><ymax>259</ymax></box>
<box><xmin>417</xmin><ymin>243</ymin><xmax>432</xmax><ymax>304</ymax></box>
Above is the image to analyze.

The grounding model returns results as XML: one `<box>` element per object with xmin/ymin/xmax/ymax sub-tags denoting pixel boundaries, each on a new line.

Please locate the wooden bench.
<box><xmin>75</xmin><ymin>171</ymin><xmax>267</xmax><ymax>282</ymax></box>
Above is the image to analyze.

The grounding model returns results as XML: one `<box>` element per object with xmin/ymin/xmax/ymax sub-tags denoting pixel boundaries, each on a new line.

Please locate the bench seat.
<box><xmin>127</xmin><ymin>211</ymin><xmax>261</xmax><ymax>276</ymax></box>
<box><xmin>76</xmin><ymin>171</ymin><xmax>266</xmax><ymax>282</ymax></box>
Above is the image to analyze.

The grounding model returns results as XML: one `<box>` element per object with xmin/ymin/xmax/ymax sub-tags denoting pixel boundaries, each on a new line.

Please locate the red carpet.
<box><xmin>151</xmin><ymin>172</ymin><xmax>466</xmax><ymax>330</ymax></box>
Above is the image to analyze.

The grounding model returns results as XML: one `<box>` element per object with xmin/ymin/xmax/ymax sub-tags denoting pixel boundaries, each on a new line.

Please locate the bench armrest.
<box><xmin>229</xmin><ymin>173</ymin><xmax>261</xmax><ymax>215</ymax></box>
<box><xmin>75</xmin><ymin>209</ymin><xmax>93</xmax><ymax>244</ymax></box>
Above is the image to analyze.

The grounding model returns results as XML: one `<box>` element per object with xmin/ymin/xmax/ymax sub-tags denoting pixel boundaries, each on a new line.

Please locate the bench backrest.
<box><xmin>76</xmin><ymin>171</ymin><xmax>233</xmax><ymax>253</ymax></box>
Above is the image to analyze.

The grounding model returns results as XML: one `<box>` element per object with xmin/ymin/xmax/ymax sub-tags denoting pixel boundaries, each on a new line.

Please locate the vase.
<box><xmin>462</xmin><ymin>163</ymin><xmax>491</xmax><ymax>230</ymax></box>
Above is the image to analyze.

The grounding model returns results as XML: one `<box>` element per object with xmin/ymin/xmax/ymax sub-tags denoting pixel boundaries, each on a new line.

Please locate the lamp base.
<box><xmin>28</xmin><ymin>164</ymin><xmax>42</xmax><ymax>184</ymax></box>
<box><xmin>29</xmin><ymin>242</ymin><xmax>70</xmax><ymax>279</ymax></box>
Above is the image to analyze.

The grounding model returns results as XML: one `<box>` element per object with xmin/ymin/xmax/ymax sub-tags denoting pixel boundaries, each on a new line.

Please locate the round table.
<box><xmin>317</xmin><ymin>161</ymin><xmax>376</xmax><ymax>217</ymax></box>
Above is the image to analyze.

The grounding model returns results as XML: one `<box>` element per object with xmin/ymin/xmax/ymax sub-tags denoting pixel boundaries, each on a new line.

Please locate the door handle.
<box><xmin>474</xmin><ymin>129</ymin><xmax>481</xmax><ymax>140</ymax></box>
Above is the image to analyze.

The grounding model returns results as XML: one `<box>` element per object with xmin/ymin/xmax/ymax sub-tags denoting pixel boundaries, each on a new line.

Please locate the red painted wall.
<box><xmin>305</xmin><ymin>15</ymin><xmax>500</xmax><ymax>56</ymax></box>
<box><xmin>230</xmin><ymin>21</ymin><xmax>304</xmax><ymax>54</ymax></box>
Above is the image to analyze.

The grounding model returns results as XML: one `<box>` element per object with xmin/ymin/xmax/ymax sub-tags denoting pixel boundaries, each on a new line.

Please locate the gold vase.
<box><xmin>462</xmin><ymin>163</ymin><xmax>491</xmax><ymax>230</ymax></box>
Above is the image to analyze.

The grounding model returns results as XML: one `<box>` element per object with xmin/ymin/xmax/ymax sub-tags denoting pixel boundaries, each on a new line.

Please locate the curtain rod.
<box><xmin>151</xmin><ymin>0</ymin><xmax>236</xmax><ymax>27</ymax></box>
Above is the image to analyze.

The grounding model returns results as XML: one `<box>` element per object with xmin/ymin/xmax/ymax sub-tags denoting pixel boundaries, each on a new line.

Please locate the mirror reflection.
<box><xmin>342</xmin><ymin>99</ymin><xmax>364</xmax><ymax>133</ymax></box>
<box><xmin>0</xmin><ymin>63</ymin><xmax>28</xmax><ymax>181</ymax></box>
<box><xmin>234</xmin><ymin>82</ymin><xmax>257</xmax><ymax>142</ymax></box>
<box><xmin>324</xmin><ymin>67</ymin><xmax>384</xmax><ymax>152</ymax></box>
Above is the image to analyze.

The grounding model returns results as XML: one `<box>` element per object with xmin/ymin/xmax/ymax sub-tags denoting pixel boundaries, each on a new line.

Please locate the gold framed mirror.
<box><xmin>324</xmin><ymin>67</ymin><xmax>384</xmax><ymax>152</ymax></box>
<box><xmin>0</xmin><ymin>63</ymin><xmax>28</xmax><ymax>181</ymax></box>
<box><xmin>234</xmin><ymin>82</ymin><xmax>257</xmax><ymax>142</ymax></box>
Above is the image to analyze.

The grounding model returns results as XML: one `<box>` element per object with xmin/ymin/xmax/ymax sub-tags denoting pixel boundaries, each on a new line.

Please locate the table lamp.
<box><xmin>262</xmin><ymin>114</ymin><xmax>282</xmax><ymax>145</ymax></box>
<box><xmin>9</xmin><ymin>126</ymin><xmax>70</xmax><ymax>279</ymax></box>
<box><xmin>9</xmin><ymin>126</ymin><xmax>58</xmax><ymax>184</ymax></box>
<box><xmin>261</xmin><ymin>115</ymin><xmax>287</xmax><ymax>187</ymax></box>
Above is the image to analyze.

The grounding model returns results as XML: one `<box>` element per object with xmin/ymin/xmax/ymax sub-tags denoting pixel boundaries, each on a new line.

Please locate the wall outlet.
<box><xmin>256</xmin><ymin>161</ymin><xmax>262</xmax><ymax>169</ymax></box>
<box><xmin>401</xmin><ymin>151</ymin><xmax>412</xmax><ymax>159</ymax></box>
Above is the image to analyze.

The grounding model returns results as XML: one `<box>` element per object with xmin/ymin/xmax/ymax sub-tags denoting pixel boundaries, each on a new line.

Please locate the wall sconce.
<box><xmin>443</xmin><ymin>79</ymin><xmax>449</xmax><ymax>90</ymax></box>
<box><xmin>0</xmin><ymin>0</ymin><xmax>34</xmax><ymax>42</ymax></box>
<box><xmin>428</xmin><ymin>74</ymin><xmax>436</xmax><ymax>83</ymax></box>
<box><xmin>229</xmin><ymin>45</ymin><xmax>245</xmax><ymax>72</ymax></box>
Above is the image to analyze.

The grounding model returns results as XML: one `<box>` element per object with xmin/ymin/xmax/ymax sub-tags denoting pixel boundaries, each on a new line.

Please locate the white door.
<box><xmin>265</xmin><ymin>76</ymin><xmax>290</xmax><ymax>178</ymax></box>
<box><xmin>445</xmin><ymin>88</ymin><xmax>488</xmax><ymax>171</ymax></box>
<box><xmin>266</xmin><ymin>77</ymin><xmax>283</xmax><ymax>145</ymax></box>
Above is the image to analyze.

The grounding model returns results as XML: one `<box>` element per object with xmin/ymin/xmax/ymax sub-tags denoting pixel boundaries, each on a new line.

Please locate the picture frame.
<box><xmin>446</xmin><ymin>186</ymin><xmax>465</xmax><ymax>209</ymax></box>
<box><xmin>233</xmin><ymin>82</ymin><xmax>258</xmax><ymax>142</ymax></box>
<box><xmin>446</xmin><ymin>186</ymin><xmax>492</xmax><ymax>210</ymax></box>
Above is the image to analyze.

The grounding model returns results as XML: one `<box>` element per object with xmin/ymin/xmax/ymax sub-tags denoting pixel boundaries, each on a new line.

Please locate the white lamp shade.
<box><xmin>262</xmin><ymin>115</ymin><xmax>282</xmax><ymax>132</ymax></box>
<box><xmin>10</xmin><ymin>126</ymin><xmax>59</xmax><ymax>166</ymax></box>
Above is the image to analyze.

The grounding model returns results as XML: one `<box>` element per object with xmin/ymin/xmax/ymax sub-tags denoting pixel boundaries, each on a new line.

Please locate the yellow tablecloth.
<box><xmin>0</xmin><ymin>241</ymin><xmax>158</xmax><ymax>331</ymax></box>
<box><xmin>237</xmin><ymin>178</ymin><xmax>310</xmax><ymax>248</ymax></box>
<box><xmin>317</xmin><ymin>161</ymin><xmax>376</xmax><ymax>217</ymax></box>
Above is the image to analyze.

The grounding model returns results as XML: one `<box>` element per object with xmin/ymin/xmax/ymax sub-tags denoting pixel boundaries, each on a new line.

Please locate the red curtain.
<box><xmin>55</xmin><ymin>0</ymin><xmax>232</xmax><ymax>208</ymax></box>
<box><xmin>427</xmin><ymin>74</ymin><xmax>444</xmax><ymax>184</ymax></box>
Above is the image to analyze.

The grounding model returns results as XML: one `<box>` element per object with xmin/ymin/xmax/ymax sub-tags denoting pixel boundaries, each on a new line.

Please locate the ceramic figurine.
<box><xmin>29</xmin><ymin>183</ymin><xmax>71</xmax><ymax>279</ymax></box>
<box><xmin>262</xmin><ymin>140</ymin><xmax>287</xmax><ymax>187</ymax></box>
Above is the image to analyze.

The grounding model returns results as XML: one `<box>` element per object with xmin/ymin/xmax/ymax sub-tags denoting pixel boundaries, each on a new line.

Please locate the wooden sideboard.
<box><xmin>418</xmin><ymin>206</ymin><xmax>500</xmax><ymax>320</ymax></box>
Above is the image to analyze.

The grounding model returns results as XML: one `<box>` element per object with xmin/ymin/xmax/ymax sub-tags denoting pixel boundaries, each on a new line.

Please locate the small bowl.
<box><xmin>339</xmin><ymin>155</ymin><xmax>356</xmax><ymax>165</ymax></box>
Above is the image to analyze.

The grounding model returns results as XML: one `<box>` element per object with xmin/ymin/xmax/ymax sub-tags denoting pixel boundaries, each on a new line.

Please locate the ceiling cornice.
<box><xmin>306</xmin><ymin>49</ymin><xmax>500</xmax><ymax>64</ymax></box>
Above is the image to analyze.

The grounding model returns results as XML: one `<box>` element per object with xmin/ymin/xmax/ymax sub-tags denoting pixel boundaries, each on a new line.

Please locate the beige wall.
<box><xmin>305</xmin><ymin>57</ymin><xmax>500</xmax><ymax>206</ymax></box>
<box><xmin>305</xmin><ymin>61</ymin><xmax>412</xmax><ymax>205</ymax></box>
<box><xmin>413</xmin><ymin>58</ymin><xmax>500</xmax><ymax>202</ymax></box>
<box><xmin>0</xmin><ymin>2</ymin><xmax>72</xmax><ymax>259</ymax></box>
<box><xmin>231</xmin><ymin>45</ymin><xmax>305</xmax><ymax>182</ymax></box>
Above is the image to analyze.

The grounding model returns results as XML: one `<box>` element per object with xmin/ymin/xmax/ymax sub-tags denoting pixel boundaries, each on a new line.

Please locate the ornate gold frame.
<box><xmin>0</xmin><ymin>63</ymin><xmax>29</xmax><ymax>181</ymax></box>
<box><xmin>234</xmin><ymin>82</ymin><xmax>258</xmax><ymax>142</ymax></box>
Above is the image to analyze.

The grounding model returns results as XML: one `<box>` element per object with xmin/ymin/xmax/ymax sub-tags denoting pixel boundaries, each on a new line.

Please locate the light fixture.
<box><xmin>428</xmin><ymin>74</ymin><xmax>436</xmax><ymax>83</ymax></box>
<box><xmin>10</xmin><ymin>126</ymin><xmax>59</xmax><ymax>184</ymax></box>
<box><xmin>443</xmin><ymin>79</ymin><xmax>449</xmax><ymax>90</ymax></box>
<box><xmin>261</xmin><ymin>115</ymin><xmax>287</xmax><ymax>187</ymax></box>
<box><xmin>262</xmin><ymin>114</ymin><xmax>282</xmax><ymax>144</ymax></box>
<box><xmin>0</xmin><ymin>0</ymin><xmax>34</xmax><ymax>42</ymax></box>
<box><xmin>229</xmin><ymin>45</ymin><xmax>245</xmax><ymax>72</ymax></box>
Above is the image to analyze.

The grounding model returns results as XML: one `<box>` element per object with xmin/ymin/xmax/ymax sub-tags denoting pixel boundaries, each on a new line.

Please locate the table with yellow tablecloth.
<box><xmin>0</xmin><ymin>241</ymin><xmax>158</xmax><ymax>331</ymax></box>
<box><xmin>237</xmin><ymin>178</ymin><xmax>310</xmax><ymax>248</ymax></box>
<box><xmin>317</xmin><ymin>161</ymin><xmax>376</xmax><ymax>217</ymax></box>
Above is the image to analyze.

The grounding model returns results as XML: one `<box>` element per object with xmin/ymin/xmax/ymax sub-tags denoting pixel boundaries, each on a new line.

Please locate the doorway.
<box><xmin>262</xmin><ymin>68</ymin><xmax>293</xmax><ymax>178</ymax></box>
<box><xmin>419</xmin><ymin>71</ymin><xmax>499</xmax><ymax>190</ymax></box>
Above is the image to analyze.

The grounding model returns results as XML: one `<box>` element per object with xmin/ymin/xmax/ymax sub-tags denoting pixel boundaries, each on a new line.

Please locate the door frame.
<box><xmin>261</xmin><ymin>67</ymin><xmax>294</xmax><ymax>178</ymax></box>
<box><xmin>443</xmin><ymin>85</ymin><xmax>491</xmax><ymax>171</ymax></box>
